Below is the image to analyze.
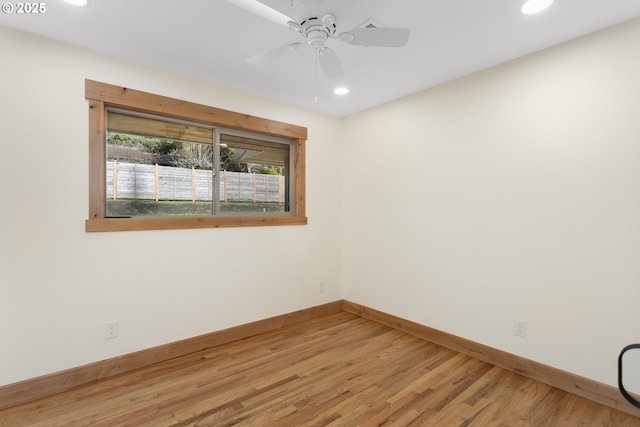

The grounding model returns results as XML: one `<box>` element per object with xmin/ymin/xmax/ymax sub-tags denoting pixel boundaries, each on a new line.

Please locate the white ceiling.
<box><xmin>2</xmin><ymin>0</ymin><xmax>640</xmax><ymax>117</ymax></box>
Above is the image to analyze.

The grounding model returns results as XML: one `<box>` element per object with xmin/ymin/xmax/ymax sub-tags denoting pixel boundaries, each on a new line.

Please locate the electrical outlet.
<box><xmin>514</xmin><ymin>319</ymin><xmax>527</xmax><ymax>338</ymax></box>
<box><xmin>105</xmin><ymin>320</ymin><xmax>119</xmax><ymax>339</ymax></box>
<box><xmin>319</xmin><ymin>281</ymin><xmax>325</xmax><ymax>293</ymax></box>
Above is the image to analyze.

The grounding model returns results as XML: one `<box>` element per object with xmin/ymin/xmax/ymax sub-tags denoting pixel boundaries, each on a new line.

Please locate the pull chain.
<box><xmin>314</xmin><ymin>49</ymin><xmax>319</xmax><ymax>104</ymax></box>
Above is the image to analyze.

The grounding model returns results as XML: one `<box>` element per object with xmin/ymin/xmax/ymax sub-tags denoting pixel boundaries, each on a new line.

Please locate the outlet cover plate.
<box><xmin>105</xmin><ymin>320</ymin><xmax>119</xmax><ymax>339</ymax></box>
<box><xmin>514</xmin><ymin>319</ymin><xmax>527</xmax><ymax>338</ymax></box>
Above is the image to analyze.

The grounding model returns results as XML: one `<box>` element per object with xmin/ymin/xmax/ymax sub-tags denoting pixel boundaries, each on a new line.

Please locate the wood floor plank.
<box><xmin>2</xmin><ymin>312</ymin><xmax>640</xmax><ymax>427</ymax></box>
<box><xmin>465</xmin><ymin>374</ymin><xmax>540</xmax><ymax>426</ymax></box>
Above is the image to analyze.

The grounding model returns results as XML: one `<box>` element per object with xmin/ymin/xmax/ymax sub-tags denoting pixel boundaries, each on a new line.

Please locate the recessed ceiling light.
<box><xmin>521</xmin><ymin>0</ymin><xmax>553</xmax><ymax>14</ymax></box>
<box><xmin>334</xmin><ymin>87</ymin><xmax>349</xmax><ymax>96</ymax></box>
<box><xmin>62</xmin><ymin>0</ymin><xmax>88</xmax><ymax>6</ymax></box>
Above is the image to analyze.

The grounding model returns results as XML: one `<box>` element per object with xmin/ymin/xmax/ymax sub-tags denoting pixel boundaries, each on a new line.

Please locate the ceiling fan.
<box><xmin>224</xmin><ymin>0</ymin><xmax>411</xmax><ymax>80</ymax></box>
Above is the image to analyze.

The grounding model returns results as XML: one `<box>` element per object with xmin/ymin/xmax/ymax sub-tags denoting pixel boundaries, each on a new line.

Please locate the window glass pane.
<box><xmin>105</xmin><ymin>111</ymin><xmax>214</xmax><ymax>217</ymax></box>
<box><xmin>219</xmin><ymin>133</ymin><xmax>291</xmax><ymax>214</ymax></box>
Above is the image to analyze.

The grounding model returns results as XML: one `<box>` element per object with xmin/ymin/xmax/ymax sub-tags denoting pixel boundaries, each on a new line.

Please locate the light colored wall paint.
<box><xmin>3</xmin><ymin>17</ymin><xmax>640</xmax><ymax>394</ymax></box>
<box><xmin>343</xmin><ymin>18</ymin><xmax>640</xmax><ymax>388</ymax></box>
<box><xmin>0</xmin><ymin>26</ymin><xmax>343</xmax><ymax>386</ymax></box>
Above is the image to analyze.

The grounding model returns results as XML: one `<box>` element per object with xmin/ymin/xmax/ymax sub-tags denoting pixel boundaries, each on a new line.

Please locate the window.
<box><xmin>86</xmin><ymin>80</ymin><xmax>307</xmax><ymax>232</ymax></box>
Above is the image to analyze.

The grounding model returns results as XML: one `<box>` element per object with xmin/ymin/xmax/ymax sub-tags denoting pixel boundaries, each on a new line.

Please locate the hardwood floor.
<box><xmin>1</xmin><ymin>312</ymin><xmax>639</xmax><ymax>427</ymax></box>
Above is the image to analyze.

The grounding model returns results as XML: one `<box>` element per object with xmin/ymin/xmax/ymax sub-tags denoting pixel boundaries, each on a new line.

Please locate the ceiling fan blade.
<box><xmin>340</xmin><ymin>28</ymin><xmax>411</xmax><ymax>47</ymax></box>
<box><xmin>223</xmin><ymin>0</ymin><xmax>294</xmax><ymax>27</ymax></box>
<box><xmin>248</xmin><ymin>42</ymin><xmax>303</xmax><ymax>64</ymax></box>
<box><xmin>319</xmin><ymin>48</ymin><xmax>344</xmax><ymax>79</ymax></box>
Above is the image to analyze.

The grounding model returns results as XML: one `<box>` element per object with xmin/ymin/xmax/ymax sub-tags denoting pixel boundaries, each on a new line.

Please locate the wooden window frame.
<box><xmin>85</xmin><ymin>80</ymin><xmax>307</xmax><ymax>232</ymax></box>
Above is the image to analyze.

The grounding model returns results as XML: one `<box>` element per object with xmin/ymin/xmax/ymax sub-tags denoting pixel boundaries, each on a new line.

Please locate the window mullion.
<box><xmin>213</xmin><ymin>129</ymin><xmax>221</xmax><ymax>215</ymax></box>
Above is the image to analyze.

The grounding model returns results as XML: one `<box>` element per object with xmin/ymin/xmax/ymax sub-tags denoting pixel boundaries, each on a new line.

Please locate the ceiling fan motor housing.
<box><xmin>292</xmin><ymin>0</ymin><xmax>336</xmax><ymax>48</ymax></box>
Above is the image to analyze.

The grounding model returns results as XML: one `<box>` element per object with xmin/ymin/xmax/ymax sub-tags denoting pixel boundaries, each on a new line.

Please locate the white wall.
<box><xmin>0</xmin><ymin>26</ymin><xmax>343</xmax><ymax>386</ymax></box>
<box><xmin>3</xmin><ymin>16</ymin><xmax>640</xmax><ymax>393</ymax></box>
<box><xmin>343</xmin><ymin>18</ymin><xmax>640</xmax><ymax>388</ymax></box>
